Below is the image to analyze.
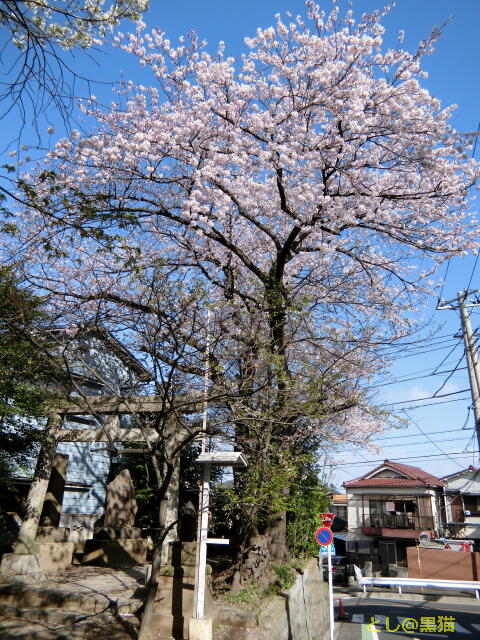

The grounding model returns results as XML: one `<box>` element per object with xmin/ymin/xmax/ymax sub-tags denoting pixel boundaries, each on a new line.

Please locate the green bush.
<box><xmin>286</xmin><ymin>456</ymin><xmax>331</xmax><ymax>557</ymax></box>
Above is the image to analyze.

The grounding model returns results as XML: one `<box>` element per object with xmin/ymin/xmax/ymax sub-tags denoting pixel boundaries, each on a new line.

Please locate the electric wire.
<box><xmin>374</xmin><ymin>426</ymin><xmax>473</xmax><ymax>442</ymax></box>
<box><xmin>431</xmin><ymin>338</ymin><xmax>464</xmax><ymax>374</ymax></box>
<box><xmin>372</xmin><ymin>354</ymin><xmax>469</xmax><ymax>388</ymax></box>
<box><xmin>405</xmin><ymin>411</ymin><xmax>466</xmax><ymax>469</ymax></box>
<box><xmin>371</xmin><ymin>365</ymin><xmax>466</xmax><ymax>389</ymax></box>
<box><xmin>389</xmin><ymin>396</ymin><xmax>469</xmax><ymax>411</ymax></box>
<box><xmin>467</xmin><ymin>253</ymin><xmax>479</xmax><ymax>292</ymax></box>
<box><xmin>390</xmin><ymin>342</ymin><xmax>462</xmax><ymax>360</ymax></box>
<box><xmin>472</xmin><ymin>118</ymin><xmax>480</xmax><ymax>158</ymax></box>
<box><xmin>437</xmin><ymin>259</ymin><xmax>451</xmax><ymax>304</ymax></box>
<box><xmin>327</xmin><ymin>450</ymin><xmax>477</xmax><ymax>467</ymax></box>
<box><xmin>382</xmin><ymin>336</ymin><xmax>459</xmax><ymax>355</ymax></box>
<box><xmin>462</xmin><ymin>406</ymin><xmax>472</xmax><ymax>430</ymax></box>
<box><xmin>376</xmin><ymin>436</ymin><xmax>471</xmax><ymax>449</ymax></box>
<box><xmin>340</xmin><ymin>436</ymin><xmax>472</xmax><ymax>451</ymax></box>
<box><xmin>463</xmin><ymin>431</ymin><xmax>476</xmax><ymax>453</ymax></box>
<box><xmin>379</xmin><ymin>387</ymin><xmax>470</xmax><ymax>407</ymax></box>
<box><xmin>431</xmin><ymin>353</ymin><xmax>465</xmax><ymax>397</ymax></box>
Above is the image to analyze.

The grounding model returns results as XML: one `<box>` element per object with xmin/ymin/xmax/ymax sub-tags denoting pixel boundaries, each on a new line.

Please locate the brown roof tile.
<box><xmin>343</xmin><ymin>459</ymin><xmax>444</xmax><ymax>488</ymax></box>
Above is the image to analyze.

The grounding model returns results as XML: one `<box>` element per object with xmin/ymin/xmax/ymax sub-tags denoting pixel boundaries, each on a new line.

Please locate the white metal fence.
<box><xmin>353</xmin><ymin>565</ymin><xmax>480</xmax><ymax>599</ymax></box>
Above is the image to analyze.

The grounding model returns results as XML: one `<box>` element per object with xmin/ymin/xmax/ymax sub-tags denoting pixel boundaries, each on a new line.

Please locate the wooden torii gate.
<box><xmin>15</xmin><ymin>390</ymin><xmax>206</xmax><ymax>560</ymax></box>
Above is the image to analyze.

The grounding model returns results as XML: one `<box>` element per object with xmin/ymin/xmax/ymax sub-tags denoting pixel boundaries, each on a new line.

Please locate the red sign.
<box><xmin>315</xmin><ymin>527</ymin><xmax>334</xmax><ymax>546</ymax></box>
<box><xmin>320</xmin><ymin>512</ymin><xmax>335</xmax><ymax>528</ymax></box>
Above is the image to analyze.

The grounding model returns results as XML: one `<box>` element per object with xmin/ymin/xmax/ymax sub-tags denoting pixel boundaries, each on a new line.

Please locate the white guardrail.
<box><xmin>353</xmin><ymin>565</ymin><xmax>480</xmax><ymax>599</ymax></box>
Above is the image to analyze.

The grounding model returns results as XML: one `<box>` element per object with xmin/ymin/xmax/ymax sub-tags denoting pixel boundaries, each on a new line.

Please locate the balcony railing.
<box><xmin>363</xmin><ymin>514</ymin><xmax>435</xmax><ymax>530</ymax></box>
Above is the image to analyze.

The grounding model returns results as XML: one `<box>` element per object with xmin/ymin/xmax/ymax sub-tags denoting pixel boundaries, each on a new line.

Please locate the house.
<box><xmin>55</xmin><ymin>326</ymin><xmax>152</xmax><ymax>532</ymax></box>
<box><xmin>443</xmin><ymin>466</ymin><xmax>480</xmax><ymax>544</ymax></box>
<box><xmin>344</xmin><ymin>459</ymin><xmax>445</xmax><ymax>567</ymax></box>
<box><xmin>7</xmin><ymin>326</ymin><xmax>152</xmax><ymax>535</ymax></box>
<box><xmin>330</xmin><ymin>493</ymin><xmax>347</xmax><ymax>527</ymax></box>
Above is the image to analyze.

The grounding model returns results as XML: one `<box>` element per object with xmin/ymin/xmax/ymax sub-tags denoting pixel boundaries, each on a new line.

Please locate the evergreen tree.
<box><xmin>0</xmin><ymin>267</ymin><xmax>62</xmax><ymax>484</ymax></box>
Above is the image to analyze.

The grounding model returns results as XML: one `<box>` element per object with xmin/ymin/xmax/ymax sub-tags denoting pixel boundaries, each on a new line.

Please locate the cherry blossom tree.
<box><xmin>9</xmin><ymin>1</ymin><xmax>480</xmax><ymax>564</ymax></box>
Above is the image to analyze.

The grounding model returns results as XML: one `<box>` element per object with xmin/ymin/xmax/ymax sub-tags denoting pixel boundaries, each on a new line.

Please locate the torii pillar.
<box><xmin>0</xmin><ymin>414</ymin><xmax>74</xmax><ymax>578</ymax></box>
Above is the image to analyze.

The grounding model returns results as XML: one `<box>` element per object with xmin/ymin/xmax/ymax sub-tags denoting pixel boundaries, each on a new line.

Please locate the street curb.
<box><xmin>340</xmin><ymin>591</ymin><xmax>480</xmax><ymax>605</ymax></box>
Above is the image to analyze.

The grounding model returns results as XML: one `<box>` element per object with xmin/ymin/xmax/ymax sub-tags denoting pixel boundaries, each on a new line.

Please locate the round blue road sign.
<box><xmin>315</xmin><ymin>527</ymin><xmax>333</xmax><ymax>546</ymax></box>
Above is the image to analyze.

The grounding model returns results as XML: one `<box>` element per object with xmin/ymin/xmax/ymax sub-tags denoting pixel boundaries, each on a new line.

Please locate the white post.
<box><xmin>193</xmin><ymin>308</ymin><xmax>211</xmax><ymax>619</ymax></box>
<box><xmin>201</xmin><ymin>308</ymin><xmax>211</xmax><ymax>455</ymax></box>
<box><xmin>328</xmin><ymin>543</ymin><xmax>334</xmax><ymax>640</ymax></box>
<box><xmin>195</xmin><ymin>462</ymin><xmax>211</xmax><ymax>619</ymax></box>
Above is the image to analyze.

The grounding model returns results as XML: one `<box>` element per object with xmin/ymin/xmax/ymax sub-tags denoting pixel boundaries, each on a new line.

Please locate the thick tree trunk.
<box><xmin>264</xmin><ymin>508</ymin><xmax>290</xmax><ymax>564</ymax></box>
<box><xmin>231</xmin><ymin>535</ymin><xmax>272</xmax><ymax>592</ymax></box>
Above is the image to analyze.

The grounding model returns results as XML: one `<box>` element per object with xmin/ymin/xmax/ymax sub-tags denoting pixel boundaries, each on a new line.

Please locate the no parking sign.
<box><xmin>315</xmin><ymin>526</ymin><xmax>333</xmax><ymax>546</ymax></box>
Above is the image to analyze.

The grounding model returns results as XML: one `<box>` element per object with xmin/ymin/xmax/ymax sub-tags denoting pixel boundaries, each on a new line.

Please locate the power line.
<box><xmin>462</xmin><ymin>406</ymin><xmax>472</xmax><ymax>430</ymax></box>
<box><xmin>374</xmin><ymin>436</ymin><xmax>472</xmax><ymax>449</ymax></box>
<box><xmin>372</xmin><ymin>365</ymin><xmax>467</xmax><ymax>389</ymax></box>
<box><xmin>437</xmin><ymin>259</ymin><xmax>451</xmax><ymax>304</ymax></box>
<box><xmin>376</xmin><ymin>333</ymin><xmax>458</xmax><ymax>350</ymax></box>
<box><xmin>340</xmin><ymin>436</ymin><xmax>472</xmax><ymax>451</ymax></box>
<box><xmin>379</xmin><ymin>387</ymin><xmax>470</xmax><ymax>407</ymax></box>
<box><xmin>406</xmin><ymin>411</ymin><xmax>466</xmax><ymax>469</ymax></box>
<box><xmin>390</xmin><ymin>396</ymin><xmax>470</xmax><ymax>411</ymax></box>
<box><xmin>327</xmin><ymin>450</ymin><xmax>476</xmax><ymax>467</ymax></box>
<box><xmin>430</xmin><ymin>354</ymin><xmax>465</xmax><ymax>397</ymax></box>
<box><xmin>431</xmin><ymin>338</ymin><xmax>464</xmax><ymax>374</ymax></box>
<box><xmin>383</xmin><ymin>336</ymin><xmax>459</xmax><ymax>355</ymax></box>
<box><xmin>463</xmin><ymin>431</ymin><xmax>476</xmax><ymax>453</ymax></box>
<box><xmin>372</xmin><ymin>354</ymin><xmax>469</xmax><ymax>387</ymax></box>
<box><xmin>392</xmin><ymin>342</ymin><xmax>462</xmax><ymax>360</ymax></box>
<box><xmin>467</xmin><ymin>253</ymin><xmax>480</xmax><ymax>292</ymax></box>
<box><xmin>472</xmin><ymin>118</ymin><xmax>480</xmax><ymax>158</ymax></box>
<box><xmin>374</xmin><ymin>425</ymin><xmax>473</xmax><ymax>442</ymax></box>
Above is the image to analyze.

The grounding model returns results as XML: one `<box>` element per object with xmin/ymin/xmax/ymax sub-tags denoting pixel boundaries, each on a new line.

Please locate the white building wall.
<box><xmin>346</xmin><ymin>494</ymin><xmax>364</xmax><ymax>530</ymax></box>
<box><xmin>444</xmin><ymin>471</ymin><xmax>480</xmax><ymax>494</ymax></box>
<box><xmin>56</xmin><ymin>441</ymin><xmax>111</xmax><ymax>516</ymax></box>
<box><xmin>430</xmin><ymin>489</ymin><xmax>443</xmax><ymax>532</ymax></box>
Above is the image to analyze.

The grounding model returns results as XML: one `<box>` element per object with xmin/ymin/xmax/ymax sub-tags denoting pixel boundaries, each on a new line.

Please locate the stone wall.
<box><xmin>245</xmin><ymin>557</ymin><xmax>330</xmax><ymax>640</ymax></box>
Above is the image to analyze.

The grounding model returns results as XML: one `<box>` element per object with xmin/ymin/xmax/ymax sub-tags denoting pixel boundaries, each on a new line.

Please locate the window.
<box><xmin>332</xmin><ymin>505</ymin><xmax>347</xmax><ymax>521</ymax></box>
<box><xmin>394</xmin><ymin>500</ymin><xmax>416</xmax><ymax>514</ymax></box>
<box><xmin>463</xmin><ymin>495</ymin><xmax>480</xmax><ymax>516</ymax></box>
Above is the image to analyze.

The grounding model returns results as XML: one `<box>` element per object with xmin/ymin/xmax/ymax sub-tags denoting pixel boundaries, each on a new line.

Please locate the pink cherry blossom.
<box><xmin>9</xmin><ymin>2</ymin><xmax>480</xmax><ymax>452</ymax></box>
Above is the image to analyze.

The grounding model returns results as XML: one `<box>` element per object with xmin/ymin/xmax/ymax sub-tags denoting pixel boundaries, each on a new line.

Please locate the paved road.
<box><xmin>335</xmin><ymin>597</ymin><xmax>480</xmax><ymax>639</ymax></box>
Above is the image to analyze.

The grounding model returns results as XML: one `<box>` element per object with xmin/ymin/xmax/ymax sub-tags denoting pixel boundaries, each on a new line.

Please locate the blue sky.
<box><xmin>2</xmin><ymin>0</ymin><xmax>480</xmax><ymax>487</ymax></box>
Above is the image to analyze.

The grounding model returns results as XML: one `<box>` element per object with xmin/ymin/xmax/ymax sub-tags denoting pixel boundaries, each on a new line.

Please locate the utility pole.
<box><xmin>437</xmin><ymin>290</ymin><xmax>480</xmax><ymax>455</ymax></box>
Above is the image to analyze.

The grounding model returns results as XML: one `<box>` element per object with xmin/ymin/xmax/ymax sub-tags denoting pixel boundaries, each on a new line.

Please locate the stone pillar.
<box><xmin>15</xmin><ymin>414</ymin><xmax>62</xmax><ymax>553</ymax></box>
<box><xmin>39</xmin><ymin>454</ymin><xmax>69</xmax><ymax>527</ymax></box>
<box><xmin>189</xmin><ymin>617</ymin><xmax>212</xmax><ymax>640</ymax></box>
<box><xmin>83</xmin><ymin>469</ymin><xmax>147</xmax><ymax>566</ymax></box>
<box><xmin>150</xmin><ymin>542</ymin><xmax>218</xmax><ymax>639</ymax></box>
<box><xmin>0</xmin><ymin>414</ymin><xmax>75</xmax><ymax>579</ymax></box>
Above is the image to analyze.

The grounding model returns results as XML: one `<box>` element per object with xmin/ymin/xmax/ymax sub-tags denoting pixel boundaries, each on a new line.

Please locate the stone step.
<box><xmin>0</xmin><ymin>604</ymin><xmax>88</xmax><ymax>626</ymax></box>
<box><xmin>0</xmin><ymin>583</ymin><xmax>111</xmax><ymax>613</ymax></box>
<box><xmin>0</xmin><ymin>609</ymin><xmax>139</xmax><ymax>640</ymax></box>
